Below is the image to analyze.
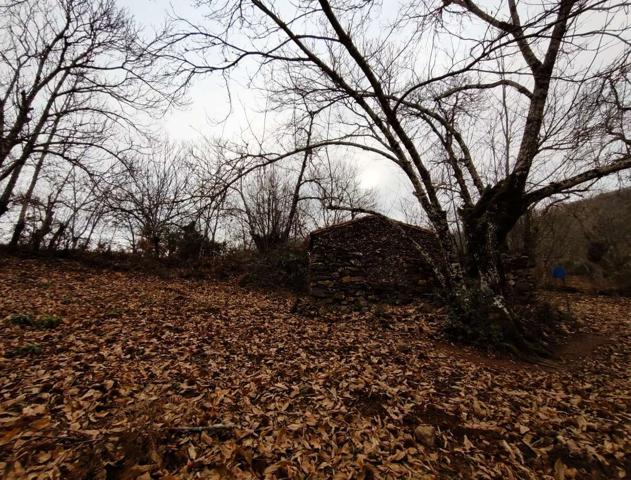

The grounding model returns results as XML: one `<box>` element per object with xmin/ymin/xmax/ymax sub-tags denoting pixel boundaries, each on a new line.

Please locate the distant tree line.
<box><xmin>0</xmin><ymin>0</ymin><xmax>374</xmax><ymax>258</ymax></box>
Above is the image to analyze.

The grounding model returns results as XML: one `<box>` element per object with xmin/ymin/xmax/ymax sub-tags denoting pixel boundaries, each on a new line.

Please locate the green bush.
<box><xmin>37</xmin><ymin>314</ymin><xmax>61</xmax><ymax>329</ymax></box>
<box><xmin>7</xmin><ymin>313</ymin><xmax>61</xmax><ymax>329</ymax></box>
<box><xmin>8</xmin><ymin>313</ymin><xmax>34</xmax><ymax>327</ymax></box>
<box><xmin>8</xmin><ymin>343</ymin><xmax>42</xmax><ymax>357</ymax></box>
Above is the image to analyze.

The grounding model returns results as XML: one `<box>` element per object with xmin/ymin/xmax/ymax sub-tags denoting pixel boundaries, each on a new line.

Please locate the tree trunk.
<box><xmin>31</xmin><ymin>208</ymin><xmax>54</xmax><ymax>251</ymax></box>
<box><xmin>0</xmin><ymin>161</ymin><xmax>25</xmax><ymax>218</ymax></box>
<box><xmin>10</xmin><ymin>220</ymin><xmax>26</xmax><ymax>249</ymax></box>
<box><xmin>442</xmin><ymin>189</ymin><xmax>537</xmax><ymax>350</ymax></box>
<box><xmin>9</xmin><ymin>148</ymin><xmax>47</xmax><ymax>248</ymax></box>
<box><xmin>48</xmin><ymin>223</ymin><xmax>67</xmax><ymax>250</ymax></box>
<box><xmin>153</xmin><ymin>235</ymin><xmax>161</xmax><ymax>259</ymax></box>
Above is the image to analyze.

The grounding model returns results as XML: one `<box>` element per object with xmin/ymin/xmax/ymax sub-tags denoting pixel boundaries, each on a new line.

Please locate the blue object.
<box><xmin>552</xmin><ymin>265</ymin><xmax>566</xmax><ymax>280</ymax></box>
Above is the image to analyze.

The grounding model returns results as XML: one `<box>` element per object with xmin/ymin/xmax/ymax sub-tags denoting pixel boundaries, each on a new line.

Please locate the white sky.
<box><xmin>120</xmin><ymin>0</ymin><xmax>412</xmax><ymax>216</ymax></box>
<box><xmin>119</xmin><ymin>0</ymin><xmax>630</xmax><ymax>220</ymax></box>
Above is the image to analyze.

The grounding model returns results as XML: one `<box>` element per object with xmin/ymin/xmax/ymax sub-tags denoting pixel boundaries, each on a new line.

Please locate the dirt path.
<box><xmin>1</xmin><ymin>257</ymin><xmax>629</xmax><ymax>479</ymax></box>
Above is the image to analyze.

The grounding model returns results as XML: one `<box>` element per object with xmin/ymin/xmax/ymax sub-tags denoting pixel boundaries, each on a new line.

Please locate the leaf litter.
<box><xmin>0</xmin><ymin>257</ymin><xmax>629</xmax><ymax>479</ymax></box>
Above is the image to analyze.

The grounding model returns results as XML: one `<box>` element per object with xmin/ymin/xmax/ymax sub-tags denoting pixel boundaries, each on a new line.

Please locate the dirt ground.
<box><xmin>0</xmin><ymin>256</ymin><xmax>629</xmax><ymax>479</ymax></box>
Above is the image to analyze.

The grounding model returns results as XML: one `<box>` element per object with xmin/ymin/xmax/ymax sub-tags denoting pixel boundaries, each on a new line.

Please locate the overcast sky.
<box><xmin>118</xmin><ymin>0</ymin><xmax>629</xmax><ymax>221</ymax></box>
<box><xmin>119</xmin><ymin>0</ymin><xmax>414</xmax><ymax>218</ymax></box>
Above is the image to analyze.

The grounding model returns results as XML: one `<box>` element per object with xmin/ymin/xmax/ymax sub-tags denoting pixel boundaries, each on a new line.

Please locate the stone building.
<box><xmin>308</xmin><ymin>215</ymin><xmax>440</xmax><ymax>304</ymax></box>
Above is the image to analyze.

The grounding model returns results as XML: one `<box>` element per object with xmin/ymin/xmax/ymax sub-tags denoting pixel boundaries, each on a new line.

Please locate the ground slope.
<box><xmin>0</xmin><ymin>257</ymin><xmax>629</xmax><ymax>479</ymax></box>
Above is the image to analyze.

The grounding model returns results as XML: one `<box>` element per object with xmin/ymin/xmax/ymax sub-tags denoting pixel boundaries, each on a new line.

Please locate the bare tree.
<box><xmin>48</xmin><ymin>167</ymin><xmax>109</xmax><ymax>250</ymax></box>
<box><xmin>214</xmin><ymin>107</ymin><xmax>375</xmax><ymax>250</ymax></box>
<box><xmin>106</xmin><ymin>144</ymin><xmax>195</xmax><ymax>258</ymax></box>
<box><xmin>164</xmin><ymin>0</ymin><xmax>631</xmax><ymax>348</ymax></box>
<box><xmin>232</xmin><ymin>113</ymin><xmax>315</xmax><ymax>251</ymax></box>
<box><xmin>232</xmin><ymin>163</ymin><xmax>307</xmax><ymax>251</ymax></box>
<box><xmin>0</xmin><ymin>0</ymin><xmax>180</xmax><ymax>223</ymax></box>
<box><xmin>25</xmin><ymin>166</ymin><xmax>73</xmax><ymax>250</ymax></box>
<box><xmin>307</xmin><ymin>156</ymin><xmax>376</xmax><ymax>228</ymax></box>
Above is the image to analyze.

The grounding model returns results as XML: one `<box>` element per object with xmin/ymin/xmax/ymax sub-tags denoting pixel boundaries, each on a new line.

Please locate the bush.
<box><xmin>7</xmin><ymin>313</ymin><xmax>61</xmax><ymax>329</ymax></box>
<box><xmin>444</xmin><ymin>292</ymin><xmax>507</xmax><ymax>347</ymax></box>
<box><xmin>587</xmin><ymin>241</ymin><xmax>609</xmax><ymax>263</ymax></box>
<box><xmin>208</xmin><ymin>249</ymin><xmax>253</xmax><ymax>280</ymax></box>
<box><xmin>8</xmin><ymin>313</ymin><xmax>34</xmax><ymax>327</ymax></box>
<box><xmin>235</xmin><ymin>243</ymin><xmax>309</xmax><ymax>293</ymax></box>
<box><xmin>38</xmin><ymin>314</ymin><xmax>61</xmax><ymax>329</ymax></box>
<box><xmin>564</xmin><ymin>260</ymin><xmax>592</xmax><ymax>276</ymax></box>
<box><xmin>611</xmin><ymin>268</ymin><xmax>631</xmax><ymax>296</ymax></box>
<box><xmin>8</xmin><ymin>343</ymin><xmax>42</xmax><ymax>357</ymax></box>
<box><xmin>443</xmin><ymin>289</ymin><xmax>573</xmax><ymax>355</ymax></box>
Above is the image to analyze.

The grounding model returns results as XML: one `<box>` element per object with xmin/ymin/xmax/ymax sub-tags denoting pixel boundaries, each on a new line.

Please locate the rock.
<box><xmin>414</xmin><ymin>425</ymin><xmax>436</xmax><ymax>447</ymax></box>
<box><xmin>356</xmin><ymin>297</ymin><xmax>369</xmax><ymax>307</ymax></box>
<box><xmin>310</xmin><ymin>287</ymin><xmax>327</xmax><ymax>298</ymax></box>
<box><xmin>341</xmin><ymin>275</ymin><xmax>364</xmax><ymax>283</ymax></box>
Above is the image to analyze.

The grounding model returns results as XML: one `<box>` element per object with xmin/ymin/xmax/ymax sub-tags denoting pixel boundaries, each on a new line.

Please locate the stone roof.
<box><xmin>309</xmin><ymin>214</ymin><xmax>435</xmax><ymax>243</ymax></box>
<box><xmin>307</xmin><ymin>214</ymin><xmax>439</xmax><ymax>303</ymax></box>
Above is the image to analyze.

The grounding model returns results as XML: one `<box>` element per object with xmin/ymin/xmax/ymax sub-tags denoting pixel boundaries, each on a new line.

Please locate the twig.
<box><xmin>168</xmin><ymin>423</ymin><xmax>236</xmax><ymax>433</ymax></box>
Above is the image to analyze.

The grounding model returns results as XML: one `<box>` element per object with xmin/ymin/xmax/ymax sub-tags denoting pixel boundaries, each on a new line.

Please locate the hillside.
<box><xmin>1</xmin><ymin>257</ymin><xmax>629</xmax><ymax>479</ymax></box>
<box><xmin>511</xmin><ymin>188</ymin><xmax>631</xmax><ymax>293</ymax></box>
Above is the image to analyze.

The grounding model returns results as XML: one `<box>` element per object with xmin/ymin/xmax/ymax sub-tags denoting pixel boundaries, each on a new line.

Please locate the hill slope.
<box><xmin>0</xmin><ymin>257</ymin><xmax>629</xmax><ymax>479</ymax></box>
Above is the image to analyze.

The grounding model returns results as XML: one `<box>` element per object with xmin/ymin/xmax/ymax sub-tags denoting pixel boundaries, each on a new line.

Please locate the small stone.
<box><xmin>310</xmin><ymin>287</ymin><xmax>327</xmax><ymax>297</ymax></box>
<box><xmin>341</xmin><ymin>275</ymin><xmax>364</xmax><ymax>283</ymax></box>
<box><xmin>414</xmin><ymin>425</ymin><xmax>436</xmax><ymax>447</ymax></box>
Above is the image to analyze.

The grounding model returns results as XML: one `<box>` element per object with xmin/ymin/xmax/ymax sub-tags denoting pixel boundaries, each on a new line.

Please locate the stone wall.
<box><xmin>308</xmin><ymin>216</ymin><xmax>538</xmax><ymax>306</ymax></box>
<box><xmin>308</xmin><ymin>216</ymin><xmax>439</xmax><ymax>305</ymax></box>
<box><xmin>503</xmin><ymin>254</ymin><xmax>537</xmax><ymax>301</ymax></box>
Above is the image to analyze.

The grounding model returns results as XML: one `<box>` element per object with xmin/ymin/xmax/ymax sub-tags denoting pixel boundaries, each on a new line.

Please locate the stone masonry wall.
<box><xmin>308</xmin><ymin>216</ymin><xmax>439</xmax><ymax>305</ymax></box>
<box><xmin>308</xmin><ymin>216</ymin><xmax>537</xmax><ymax>306</ymax></box>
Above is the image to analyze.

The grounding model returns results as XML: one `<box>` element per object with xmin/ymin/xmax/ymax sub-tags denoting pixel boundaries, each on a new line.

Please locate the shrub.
<box><xmin>8</xmin><ymin>343</ymin><xmax>42</xmax><ymax>357</ymax></box>
<box><xmin>236</xmin><ymin>243</ymin><xmax>308</xmax><ymax>293</ymax></box>
<box><xmin>444</xmin><ymin>293</ymin><xmax>506</xmax><ymax>348</ymax></box>
<box><xmin>37</xmin><ymin>314</ymin><xmax>61</xmax><ymax>329</ymax></box>
<box><xmin>7</xmin><ymin>313</ymin><xmax>61</xmax><ymax>329</ymax></box>
<box><xmin>8</xmin><ymin>313</ymin><xmax>34</xmax><ymax>327</ymax></box>
<box><xmin>443</xmin><ymin>288</ymin><xmax>573</xmax><ymax>355</ymax></box>
<box><xmin>587</xmin><ymin>241</ymin><xmax>609</xmax><ymax>263</ymax></box>
<box><xmin>564</xmin><ymin>260</ymin><xmax>592</xmax><ymax>276</ymax></box>
<box><xmin>104</xmin><ymin>308</ymin><xmax>123</xmax><ymax>319</ymax></box>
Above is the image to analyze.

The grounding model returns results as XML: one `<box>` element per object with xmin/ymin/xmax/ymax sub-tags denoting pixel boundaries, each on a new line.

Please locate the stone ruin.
<box><xmin>307</xmin><ymin>215</ymin><xmax>537</xmax><ymax>307</ymax></box>
<box><xmin>308</xmin><ymin>215</ymin><xmax>440</xmax><ymax>306</ymax></box>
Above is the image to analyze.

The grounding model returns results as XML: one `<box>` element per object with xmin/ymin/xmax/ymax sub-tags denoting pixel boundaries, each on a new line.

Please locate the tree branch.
<box><xmin>525</xmin><ymin>156</ymin><xmax>631</xmax><ymax>205</ymax></box>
